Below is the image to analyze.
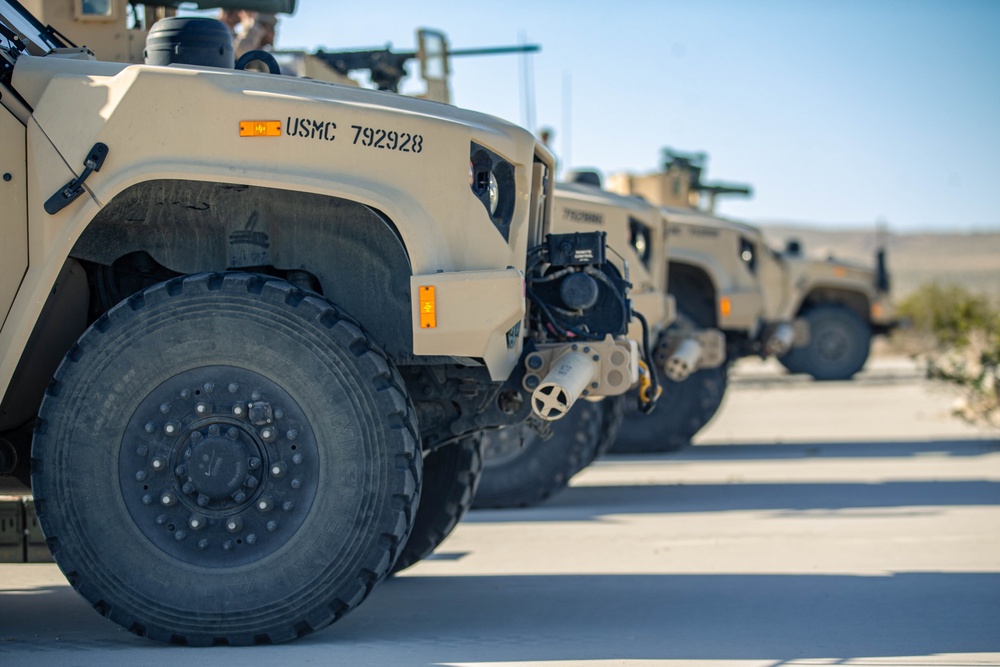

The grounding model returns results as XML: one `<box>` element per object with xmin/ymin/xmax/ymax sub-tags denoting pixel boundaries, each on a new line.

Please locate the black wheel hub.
<box><xmin>119</xmin><ymin>366</ymin><xmax>318</xmax><ymax>567</ymax></box>
<box><xmin>816</xmin><ymin>327</ymin><xmax>849</xmax><ymax>362</ymax></box>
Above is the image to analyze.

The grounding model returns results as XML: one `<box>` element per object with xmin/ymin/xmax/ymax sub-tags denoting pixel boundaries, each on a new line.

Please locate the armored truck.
<box><xmin>473</xmin><ymin>174</ymin><xmax>726</xmax><ymax>507</ymax></box>
<box><xmin>0</xmin><ymin>1</ymin><xmax>641</xmax><ymax>644</ymax></box>
<box><xmin>763</xmin><ymin>237</ymin><xmax>894</xmax><ymax>380</ymax></box>
<box><xmin>609</xmin><ymin>152</ymin><xmax>896</xmax><ymax>451</ymax></box>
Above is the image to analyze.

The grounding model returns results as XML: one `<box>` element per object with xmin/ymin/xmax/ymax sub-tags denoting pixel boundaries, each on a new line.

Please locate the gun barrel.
<box><xmin>449</xmin><ymin>45</ymin><xmax>541</xmax><ymax>57</ymax></box>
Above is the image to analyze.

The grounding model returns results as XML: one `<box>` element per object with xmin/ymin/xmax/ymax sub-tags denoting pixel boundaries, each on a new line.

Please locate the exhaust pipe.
<box><xmin>766</xmin><ymin>323</ymin><xmax>796</xmax><ymax>356</ymax></box>
<box><xmin>664</xmin><ymin>338</ymin><xmax>703</xmax><ymax>382</ymax></box>
<box><xmin>531</xmin><ymin>351</ymin><xmax>599</xmax><ymax>420</ymax></box>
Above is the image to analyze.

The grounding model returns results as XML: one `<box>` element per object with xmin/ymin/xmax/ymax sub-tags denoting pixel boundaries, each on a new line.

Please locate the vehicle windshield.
<box><xmin>0</xmin><ymin>0</ymin><xmax>66</xmax><ymax>56</ymax></box>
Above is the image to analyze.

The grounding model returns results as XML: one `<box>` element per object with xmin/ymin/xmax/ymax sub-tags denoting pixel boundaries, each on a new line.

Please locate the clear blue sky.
<box><xmin>244</xmin><ymin>1</ymin><xmax>999</xmax><ymax>231</ymax></box>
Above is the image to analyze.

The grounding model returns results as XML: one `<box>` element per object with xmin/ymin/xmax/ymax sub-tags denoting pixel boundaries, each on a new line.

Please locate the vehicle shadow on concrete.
<box><xmin>330</xmin><ymin>571</ymin><xmax>1000</xmax><ymax>662</ymax></box>
<box><xmin>465</xmin><ymin>479</ymin><xmax>1000</xmax><ymax>523</ymax></box>
<box><xmin>2</xmin><ymin>572</ymin><xmax>997</xmax><ymax>664</ymax></box>
<box><xmin>613</xmin><ymin>438</ymin><xmax>1000</xmax><ymax>462</ymax></box>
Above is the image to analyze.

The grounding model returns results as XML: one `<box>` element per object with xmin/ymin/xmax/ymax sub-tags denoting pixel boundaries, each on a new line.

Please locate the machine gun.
<box><xmin>310</xmin><ymin>31</ymin><xmax>539</xmax><ymax>94</ymax></box>
<box><xmin>662</xmin><ymin>147</ymin><xmax>752</xmax><ymax>212</ymax></box>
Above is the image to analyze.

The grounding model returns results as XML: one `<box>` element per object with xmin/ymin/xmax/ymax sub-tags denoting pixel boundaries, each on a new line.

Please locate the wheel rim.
<box><xmin>815</xmin><ymin>325</ymin><xmax>850</xmax><ymax>362</ymax></box>
<box><xmin>118</xmin><ymin>365</ymin><xmax>319</xmax><ymax>567</ymax></box>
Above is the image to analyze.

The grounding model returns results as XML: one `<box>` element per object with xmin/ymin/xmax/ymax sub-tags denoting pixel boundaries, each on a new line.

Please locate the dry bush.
<box><xmin>897</xmin><ymin>283</ymin><xmax>999</xmax><ymax>427</ymax></box>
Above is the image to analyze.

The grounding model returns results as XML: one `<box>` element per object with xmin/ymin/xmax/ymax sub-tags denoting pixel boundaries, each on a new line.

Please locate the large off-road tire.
<box><xmin>590</xmin><ymin>395</ymin><xmax>626</xmax><ymax>462</ymax></box>
<box><xmin>472</xmin><ymin>399</ymin><xmax>604</xmax><ymax>509</ymax></box>
<box><xmin>31</xmin><ymin>273</ymin><xmax>421</xmax><ymax>646</ymax></box>
<box><xmin>610</xmin><ymin>363</ymin><xmax>728</xmax><ymax>454</ymax></box>
<box><xmin>778</xmin><ymin>305</ymin><xmax>871</xmax><ymax>381</ymax></box>
<box><xmin>392</xmin><ymin>434</ymin><xmax>483</xmax><ymax>573</ymax></box>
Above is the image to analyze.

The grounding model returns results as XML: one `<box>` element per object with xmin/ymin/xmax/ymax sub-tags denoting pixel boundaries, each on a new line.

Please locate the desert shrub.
<box><xmin>898</xmin><ymin>283</ymin><xmax>999</xmax><ymax>426</ymax></box>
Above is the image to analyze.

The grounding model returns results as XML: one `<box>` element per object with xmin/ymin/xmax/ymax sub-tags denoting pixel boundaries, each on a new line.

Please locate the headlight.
<box><xmin>488</xmin><ymin>171</ymin><xmax>499</xmax><ymax>215</ymax></box>
<box><xmin>470</xmin><ymin>142</ymin><xmax>516</xmax><ymax>240</ymax></box>
<box><xmin>739</xmin><ymin>236</ymin><xmax>757</xmax><ymax>273</ymax></box>
<box><xmin>629</xmin><ymin>217</ymin><xmax>653</xmax><ymax>267</ymax></box>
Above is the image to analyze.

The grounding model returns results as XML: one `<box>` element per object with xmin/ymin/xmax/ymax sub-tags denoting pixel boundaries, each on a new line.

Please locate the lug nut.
<box><xmin>189</xmin><ymin>515</ymin><xmax>206</xmax><ymax>530</ymax></box>
<box><xmin>160</xmin><ymin>492</ymin><xmax>177</xmax><ymax>507</ymax></box>
<box><xmin>270</xmin><ymin>461</ymin><xmax>286</xmax><ymax>478</ymax></box>
<box><xmin>136</xmin><ymin>444</ymin><xmax>149</xmax><ymax>456</ymax></box>
<box><xmin>232</xmin><ymin>404</ymin><xmax>245</xmax><ymax>418</ymax></box>
<box><xmin>232</xmin><ymin>491</ymin><xmax>247</xmax><ymax>503</ymax></box>
<box><xmin>251</xmin><ymin>390</ymin><xmax>262</xmax><ymax>401</ymax></box>
<box><xmin>151</xmin><ymin>457</ymin><xmax>167</xmax><ymax>471</ymax></box>
<box><xmin>225</xmin><ymin>517</ymin><xmax>243</xmax><ymax>533</ymax></box>
<box><xmin>266</xmin><ymin>520</ymin><xmax>278</xmax><ymax>532</ymax></box>
<box><xmin>159</xmin><ymin>403</ymin><xmax>171</xmax><ymax>414</ymax></box>
<box><xmin>164</xmin><ymin>422</ymin><xmax>178</xmax><ymax>436</ymax></box>
<box><xmin>174</xmin><ymin>530</ymin><xmax>187</xmax><ymax>541</ymax></box>
<box><xmin>135</xmin><ymin>470</ymin><xmax>148</xmax><ymax>482</ymax></box>
<box><xmin>273</xmin><ymin>409</ymin><xmax>284</xmax><ymax>420</ymax></box>
<box><xmin>182</xmin><ymin>481</ymin><xmax>195</xmax><ymax>495</ymax></box>
<box><xmin>175</xmin><ymin>464</ymin><xmax>187</xmax><ymax>476</ymax></box>
<box><xmin>156</xmin><ymin>514</ymin><xmax>168</xmax><ymax>525</ymax></box>
<box><xmin>203</xmin><ymin>382</ymin><xmax>214</xmax><ymax>394</ymax></box>
<box><xmin>228</xmin><ymin>383</ymin><xmax>239</xmax><ymax>393</ymax></box>
<box><xmin>227</xmin><ymin>427</ymin><xmax>239</xmax><ymax>440</ymax></box>
<box><xmin>198</xmin><ymin>539</ymin><xmax>209</xmax><ymax>550</ymax></box>
<box><xmin>291</xmin><ymin>453</ymin><xmax>303</xmax><ymax>465</ymax></box>
<box><xmin>180</xmin><ymin>388</ymin><xmax>192</xmax><ymax>399</ymax></box>
<box><xmin>290</xmin><ymin>478</ymin><xmax>301</xmax><ymax>490</ymax></box>
<box><xmin>286</xmin><ymin>429</ymin><xmax>298</xmax><ymax>441</ymax></box>
<box><xmin>257</xmin><ymin>498</ymin><xmax>272</xmax><ymax>512</ymax></box>
<box><xmin>223</xmin><ymin>540</ymin><xmax>233</xmax><ymax>551</ymax></box>
<box><xmin>282</xmin><ymin>501</ymin><xmax>294</xmax><ymax>512</ymax></box>
<box><xmin>144</xmin><ymin>423</ymin><xmax>155</xmax><ymax>435</ymax></box>
<box><xmin>208</xmin><ymin>424</ymin><xmax>220</xmax><ymax>436</ymax></box>
<box><xmin>248</xmin><ymin>457</ymin><xmax>261</xmax><ymax>470</ymax></box>
<box><xmin>197</xmin><ymin>493</ymin><xmax>210</xmax><ymax>507</ymax></box>
<box><xmin>190</xmin><ymin>432</ymin><xmax>203</xmax><ymax>444</ymax></box>
<box><xmin>142</xmin><ymin>494</ymin><xmax>154</xmax><ymax>505</ymax></box>
<box><xmin>195</xmin><ymin>402</ymin><xmax>211</xmax><ymax>416</ymax></box>
<box><xmin>244</xmin><ymin>476</ymin><xmax>258</xmax><ymax>489</ymax></box>
<box><xmin>246</xmin><ymin>533</ymin><xmax>257</xmax><ymax>545</ymax></box>
<box><xmin>260</xmin><ymin>427</ymin><xmax>276</xmax><ymax>442</ymax></box>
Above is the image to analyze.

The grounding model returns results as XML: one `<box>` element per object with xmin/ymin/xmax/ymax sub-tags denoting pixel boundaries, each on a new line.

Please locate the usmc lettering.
<box><xmin>286</xmin><ymin>117</ymin><xmax>337</xmax><ymax>141</ymax></box>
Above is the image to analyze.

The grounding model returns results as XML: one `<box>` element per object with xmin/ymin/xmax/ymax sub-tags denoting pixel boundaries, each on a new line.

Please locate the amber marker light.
<box><xmin>834</xmin><ymin>266</ymin><xmax>848</xmax><ymax>277</ymax></box>
<box><xmin>239</xmin><ymin>121</ymin><xmax>282</xmax><ymax>137</ymax></box>
<box><xmin>871</xmin><ymin>302</ymin><xmax>884</xmax><ymax>320</ymax></box>
<box><xmin>419</xmin><ymin>286</ymin><xmax>437</xmax><ymax>328</ymax></box>
<box><xmin>719</xmin><ymin>296</ymin><xmax>732</xmax><ymax>318</ymax></box>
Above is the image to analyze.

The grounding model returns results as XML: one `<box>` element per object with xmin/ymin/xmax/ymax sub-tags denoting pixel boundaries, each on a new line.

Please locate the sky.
<box><xmin>225</xmin><ymin>0</ymin><xmax>998</xmax><ymax>232</ymax></box>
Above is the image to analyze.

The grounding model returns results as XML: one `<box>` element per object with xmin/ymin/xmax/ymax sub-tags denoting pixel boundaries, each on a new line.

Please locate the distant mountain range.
<box><xmin>758</xmin><ymin>224</ymin><xmax>1000</xmax><ymax>301</ymax></box>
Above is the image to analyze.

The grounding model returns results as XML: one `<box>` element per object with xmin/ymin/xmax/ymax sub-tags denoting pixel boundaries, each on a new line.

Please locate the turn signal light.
<box><xmin>719</xmin><ymin>297</ymin><xmax>732</xmax><ymax>318</ymax></box>
<box><xmin>419</xmin><ymin>286</ymin><xmax>437</xmax><ymax>328</ymax></box>
<box><xmin>239</xmin><ymin>121</ymin><xmax>282</xmax><ymax>137</ymax></box>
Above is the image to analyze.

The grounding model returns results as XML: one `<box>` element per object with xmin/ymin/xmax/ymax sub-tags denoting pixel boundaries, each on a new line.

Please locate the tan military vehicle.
<box><xmin>474</xmin><ymin>172</ymin><xmax>726</xmax><ymax>507</ymax></box>
<box><xmin>608</xmin><ymin>150</ymin><xmax>896</xmax><ymax>451</ymax></box>
<box><xmin>0</xmin><ymin>1</ymin><xmax>642</xmax><ymax>644</ymax></box>
<box><xmin>763</xmin><ymin>236</ymin><xmax>895</xmax><ymax>380</ymax></box>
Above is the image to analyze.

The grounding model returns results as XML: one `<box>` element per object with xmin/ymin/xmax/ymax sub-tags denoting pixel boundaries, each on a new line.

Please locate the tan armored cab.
<box><xmin>0</xmin><ymin>1</ymin><xmax>641</xmax><ymax>645</ymax></box>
